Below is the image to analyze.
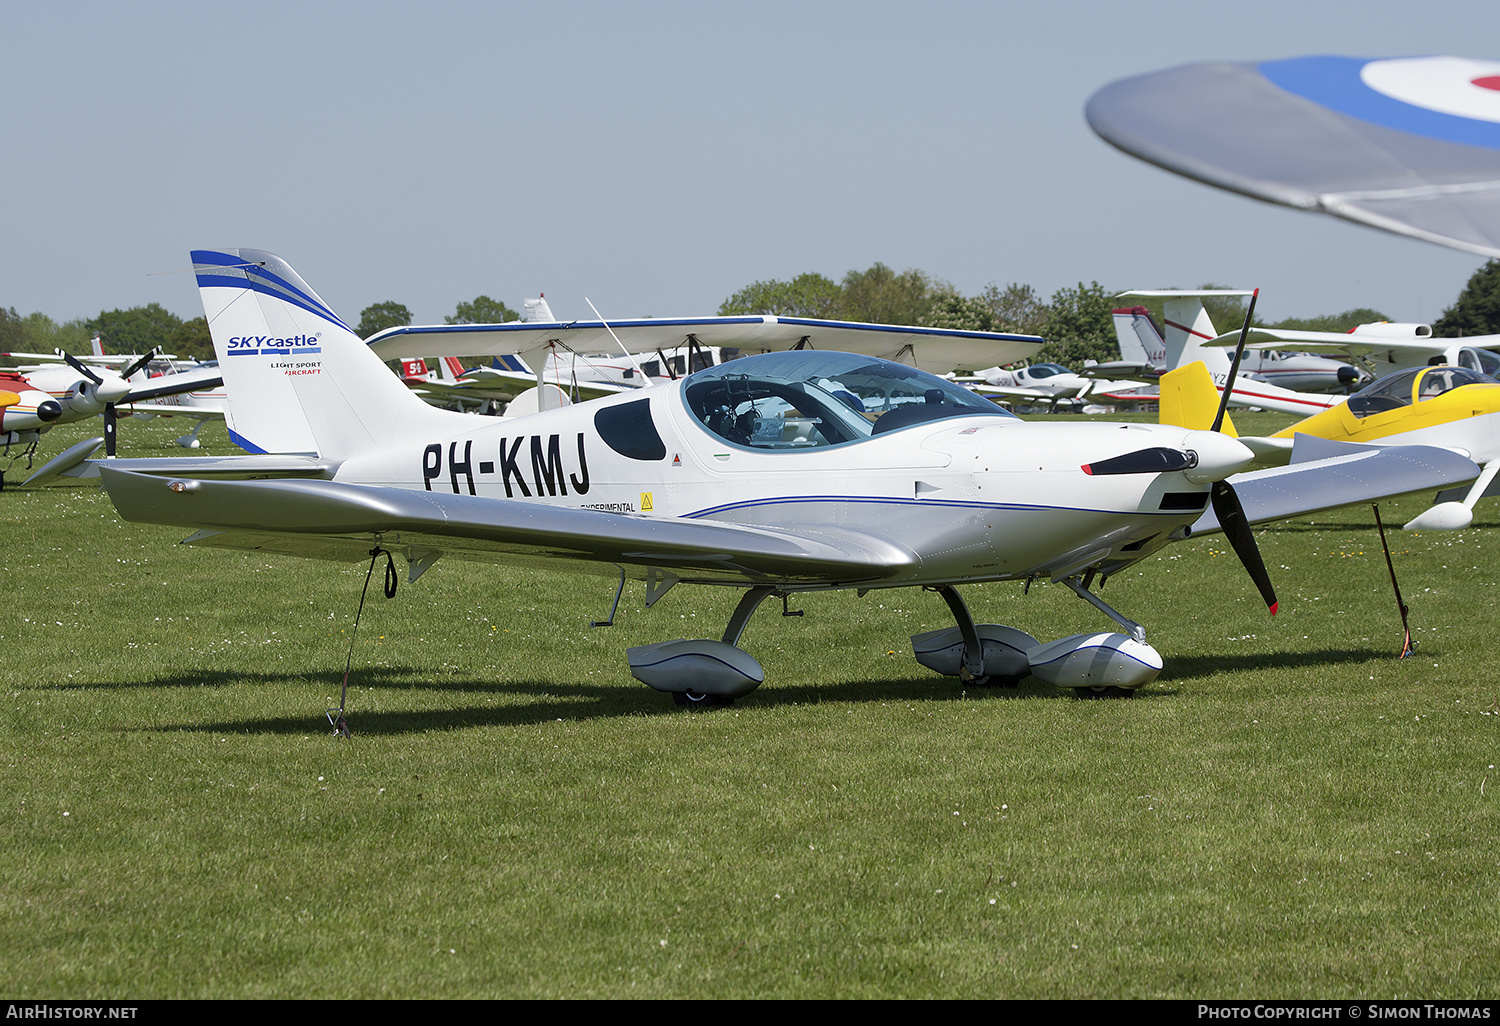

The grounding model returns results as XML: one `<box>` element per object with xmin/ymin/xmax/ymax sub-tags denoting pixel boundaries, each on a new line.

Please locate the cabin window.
<box><xmin>594</xmin><ymin>398</ymin><xmax>667</xmax><ymax>460</ymax></box>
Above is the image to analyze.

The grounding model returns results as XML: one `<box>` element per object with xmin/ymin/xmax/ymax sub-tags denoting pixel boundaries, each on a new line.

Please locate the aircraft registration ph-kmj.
<box><xmin>73</xmin><ymin>250</ymin><xmax>1479</xmax><ymax>708</ymax></box>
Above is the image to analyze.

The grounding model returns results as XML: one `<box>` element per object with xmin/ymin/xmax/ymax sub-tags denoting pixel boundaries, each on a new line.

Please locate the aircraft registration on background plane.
<box><xmin>66</xmin><ymin>249</ymin><xmax>1478</xmax><ymax>710</ymax></box>
<box><xmin>1109</xmin><ymin>301</ymin><xmax>1366</xmax><ymax>393</ymax></box>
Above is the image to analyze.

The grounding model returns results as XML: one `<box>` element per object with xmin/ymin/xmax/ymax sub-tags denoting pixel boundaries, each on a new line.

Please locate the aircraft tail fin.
<box><xmin>1160</xmin><ymin>361</ymin><xmax>1237</xmax><ymax>436</ymax></box>
<box><xmin>1111</xmin><ymin>306</ymin><xmax>1166</xmax><ymax>369</ymax></box>
<box><xmin>523</xmin><ymin>296</ymin><xmax>555</xmax><ymax>323</ymax></box>
<box><xmin>192</xmin><ymin>248</ymin><xmax>458</xmax><ymax>458</ymax></box>
<box><xmin>440</xmin><ymin>356</ymin><xmax>466</xmax><ymax>382</ymax></box>
<box><xmin>1118</xmin><ymin>290</ymin><xmax>1253</xmax><ymax>374</ymax></box>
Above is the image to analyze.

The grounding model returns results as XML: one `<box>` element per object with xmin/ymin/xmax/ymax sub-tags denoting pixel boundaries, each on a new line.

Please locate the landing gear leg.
<box><xmin>722</xmin><ymin>586</ymin><xmax>775</xmax><ymax>648</ymax></box>
<box><xmin>931</xmin><ymin>585</ymin><xmax>990</xmax><ymax>685</ymax></box>
<box><xmin>1061</xmin><ymin>575</ymin><xmax>1146</xmax><ymax>644</ymax></box>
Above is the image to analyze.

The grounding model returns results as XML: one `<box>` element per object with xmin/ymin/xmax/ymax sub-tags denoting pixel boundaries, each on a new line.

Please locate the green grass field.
<box><xmin>3</xmin><ymin>414</ymin><xmax>1498</xmax><ymax>998</ymax></box>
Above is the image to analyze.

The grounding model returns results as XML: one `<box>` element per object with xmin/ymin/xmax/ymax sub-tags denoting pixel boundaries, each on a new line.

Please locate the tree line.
<box><xmin>6</xmin><ymin>261</ymin><xmax>1499</xmax><ymax>372</ymax></box>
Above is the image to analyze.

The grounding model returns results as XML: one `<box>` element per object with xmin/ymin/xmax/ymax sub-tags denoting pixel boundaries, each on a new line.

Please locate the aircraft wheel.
<box><xmin>672</xmin><ymin>690</ymin><xmax>735</xmax><ymax>710</ymax></box>
<box><xmin>965</xmin><ymin>675</ymin><xmax>1023</xmax><ymax>689</ymax></box>
<box><xmin>1073</xmin><ymin>686</ymin><xmax>1135</xmax><ymax>700</ymax></box>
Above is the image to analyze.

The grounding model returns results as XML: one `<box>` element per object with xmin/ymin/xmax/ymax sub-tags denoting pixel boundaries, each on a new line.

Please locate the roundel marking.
<box><xmin>1360</xmin><ymin>56</ymin><xmax>1500</xmax><ymax>124</ymax></box>
<box><xmin>1259</xmin><ymin>55</ymin><xmax>1500</xmax><ymax>151</ymax></box>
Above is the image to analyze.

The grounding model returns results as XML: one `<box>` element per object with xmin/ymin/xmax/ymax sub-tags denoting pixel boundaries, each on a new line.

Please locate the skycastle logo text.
<box><xmin>226</xmin><ymin>333</ymin><xmax>323</xmax><ymax>356</ymax></box>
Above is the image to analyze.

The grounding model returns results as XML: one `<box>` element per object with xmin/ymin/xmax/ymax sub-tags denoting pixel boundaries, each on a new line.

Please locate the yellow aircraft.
<box><xmin>1162</xmin><ymin>362</ymin><xmax>1500</xmax><ymax>531</ymax></box>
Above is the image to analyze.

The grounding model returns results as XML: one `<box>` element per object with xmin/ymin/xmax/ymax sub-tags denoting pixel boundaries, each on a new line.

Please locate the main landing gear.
<box><xmin>910</xmin><ymin>579</ymin><xmax>1163</xmax><ymax>698</ymax></box>
<box><xmin>627</xmin><ymin>586</ymin><xmax>776</xmax><ymax>709</ymax></box>
<box><xmin>626</xmin><ymin>576</ymin><xmax>1164</xmax><ymax>708</ymax></box>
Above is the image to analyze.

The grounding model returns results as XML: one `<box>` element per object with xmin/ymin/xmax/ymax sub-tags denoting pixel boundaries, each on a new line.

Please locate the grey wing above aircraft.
<box><xmin>1086</xmin><ymin>56</ymin><xmax>1500</xmax><ymax>258</ymax></box>
<box><xmin>366</xmin><ymin>315</ymin><xmax>1046</xmax><ymax>376</ymax></box>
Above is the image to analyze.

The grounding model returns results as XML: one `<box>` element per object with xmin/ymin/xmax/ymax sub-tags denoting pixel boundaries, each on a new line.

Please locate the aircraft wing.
<box><xmin>966</xmin><ymin>384</ymin><xmax>1052</xmax><ymax>401</ymax></box>
<box><xmin>31</xmin><ymin>452</ymin><xmax>337</xmax><ymax>485</ymax></box>
<box><xmin>1087</xmin><ymin>56</ymin><xmax>1500</xmax><ymax>259</ymax></box>
<box><xmin>1091</xmin><ymin>385</ymin><xmax>1162</xmax><ymax>406</ymax></box>
<box><xmin>1206</xmin><ymin>328</ymin><xmax>1500</xmax><ymax>357</ymax></box>
<box><xmin>114</xmin><ymin>402</ymin><xmax>225</xmax><ymax>420</ymax></box>
<box><xmin>1189</xmin><ymin>435</ymin><xmax>1479</xmax><ymax>535</ymax></box>
<box><xmin>1085</xmin><ymin>361</ymin><xmax>1160</xmax><ymax>382</ymax></box>
<box><xmin>122</xmin><ymin>366</ymin><xmax>224</xmax><ymax>402</ymax></box>
<box><xmin>367</xmin><ymin>316</ymin><xmax>1044</xmax><ymax>375</ymax></box>
<box><xmin>0</xmin><ymin>351</ymin><xmax>140</xmax><ymax>367</ymax></box>
<box><xmin>97</xmin><ymin>468</ymin><xmax>919</xmax><ymax>587</ymax></box>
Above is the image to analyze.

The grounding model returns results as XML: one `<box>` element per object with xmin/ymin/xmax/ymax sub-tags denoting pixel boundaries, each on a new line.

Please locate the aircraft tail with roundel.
<box><xmin>192</xmin><ymin>248</ymin><xmax>463</xmax><ymax>459</ymax></box>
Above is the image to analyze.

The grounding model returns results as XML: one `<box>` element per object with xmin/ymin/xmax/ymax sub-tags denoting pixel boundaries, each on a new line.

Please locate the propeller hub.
<box><xmin>95</xmin><ymin>376</ymin><xmax>132</xmax><ymax>404</ymax></box>
<box><xmin>1180</xmin><ymin>430</ymin><xmax>1255</xmax><ymax>484</ymax></box>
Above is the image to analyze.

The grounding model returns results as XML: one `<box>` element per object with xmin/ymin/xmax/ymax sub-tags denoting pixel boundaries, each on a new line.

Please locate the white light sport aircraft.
<box><xmin>955</xmin><ymin>362</ymin><xmax>1097</xmax><ymax>410</ymax></box>
<box><xmin>77</xmin><ymin>250</ymin><xmax>1478</xmax><ymax>707</ymax></box>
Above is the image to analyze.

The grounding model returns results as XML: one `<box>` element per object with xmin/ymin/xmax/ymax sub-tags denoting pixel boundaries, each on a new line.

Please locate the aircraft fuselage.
<box><xmin>336</xmin><ymin>380</ymin><xmax>1238</xmax><ymax>589</ymax></box>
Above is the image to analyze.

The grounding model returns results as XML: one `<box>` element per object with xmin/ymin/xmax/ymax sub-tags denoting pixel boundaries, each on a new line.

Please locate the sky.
<box><xmin>3</xmin><ymin>0</ymin><xmax>1497</xmax><ymax>332</ymax></box>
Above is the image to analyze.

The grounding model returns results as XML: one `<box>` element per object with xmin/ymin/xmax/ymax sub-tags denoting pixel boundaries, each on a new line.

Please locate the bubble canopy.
<box><xmin>681</xmin><ymin>350</ymin><xmax>1015</xmax><ymax>451</ymax></box>
<box><xmin>1346</xmin><ymin>365</ymin><xmax>1496</xmax><ymax>417</ymax></box>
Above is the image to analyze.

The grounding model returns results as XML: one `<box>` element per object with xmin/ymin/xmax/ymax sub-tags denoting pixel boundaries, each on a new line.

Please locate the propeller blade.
<box><xmin>1082</xmin><ymin>447</ymin><xmax>1195</xmax><ymax>476</ymax></box>
<box><xmin>1211</xmin><ymin>480</ymin><xmax>1277</xmax><ymax>615</ymax></box>
<box><xmin>119</xmin><ymin>348</ymin><xmax>158</xmax><ymax>380</ymax></box>
<box><xmin>61</xmin><ymin>350</ymin><xmax>104</xmax><ymax>386</ymax></box>
<box><xmin>104</xmin><ymin>404</ymin><xmax>117</xmax><ymax>457</ymax></box>
<box><xmin>1210</xmin><ymin>288</ymin><xmax>1260</xmax><ymax>434</ymax></box>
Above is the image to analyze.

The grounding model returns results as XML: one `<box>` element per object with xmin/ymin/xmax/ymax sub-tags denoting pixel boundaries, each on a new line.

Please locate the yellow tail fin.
<box><xmin>1159</xmin><ymin>361</ymin><xmax>1236</xmax><ymax>436</ymax></box>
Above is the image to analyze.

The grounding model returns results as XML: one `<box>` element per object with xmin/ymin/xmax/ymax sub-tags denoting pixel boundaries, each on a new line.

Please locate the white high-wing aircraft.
<box><xmin>366</xmin><ymin>307</ymin><xmax>1046</xmax><ymax>381</ymax></box>
<box><xmin>1202</xmin><ymin>321</ymin><xmax>1500</xmax><ymax>381</ymax></box>
<box><xmin>79</xmin><ymin>249</ymin><xmax>1478</xmax><ymax>707</ymax></box>
<box><xmin>1098</xmin><ymin>294</ymin><xmax>1368</xmax><ymax>399</ymax></box>
<box><xmin>1110</xmin><ymin>302</ymin><xmax>1367</xmax><ymax>393</ymax></box>
<box><xmin>1091</xmin><ymin>291</ymin><xmax>1357</xmax><ymax>417</ymax></box>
